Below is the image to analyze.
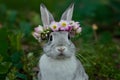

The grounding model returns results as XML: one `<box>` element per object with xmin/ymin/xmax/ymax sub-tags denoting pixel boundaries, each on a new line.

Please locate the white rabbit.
<box><xmin>37</xmin><ymin>3</ymin><xmax>88</xmax><ymax>80</ymax></box>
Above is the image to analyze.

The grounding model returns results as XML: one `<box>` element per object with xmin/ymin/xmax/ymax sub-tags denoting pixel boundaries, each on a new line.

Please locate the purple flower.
<box><xmin>67</xmin><ymin>25</ymin><xmax>73</xmax><ymax>31</ymax></box>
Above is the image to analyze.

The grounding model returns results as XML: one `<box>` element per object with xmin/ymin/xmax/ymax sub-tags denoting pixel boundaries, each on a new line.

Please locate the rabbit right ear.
<box><xmin>61</xmin><ymin>3</ymin><xmax>74</xmax><ymax>21</ymax></box>
<box><xmin>40</xmin><ymin>4</ymin><xmax>54</xmax><ymax>27</ymax></box>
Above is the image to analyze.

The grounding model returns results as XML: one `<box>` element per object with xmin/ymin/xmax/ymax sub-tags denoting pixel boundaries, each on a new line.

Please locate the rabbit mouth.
<box><xmin>58</xmin><ymin>53</ymin><xmax>64</xmax><ymax>57</ymax></box>
<box><xmin>56</xmin><ymin>53</ymin><xmax>69</xmax><ymax>59</ymax></box>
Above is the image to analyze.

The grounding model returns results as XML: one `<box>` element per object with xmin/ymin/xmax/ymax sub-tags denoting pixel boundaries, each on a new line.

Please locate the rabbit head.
<box><xmin>40</xmin><ymin>4</ymin><xmax>76</xmax><ymax>59</ymax></box>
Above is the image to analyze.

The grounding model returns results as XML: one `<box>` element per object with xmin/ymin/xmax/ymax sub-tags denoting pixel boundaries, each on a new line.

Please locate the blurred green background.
<box><xmin>0</xmin><ymin>0</ymin><xmax>120</xmax><ymax>80</ymax></box>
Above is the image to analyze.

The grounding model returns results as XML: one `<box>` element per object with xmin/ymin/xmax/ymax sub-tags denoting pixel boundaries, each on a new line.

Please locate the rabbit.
<box><xmin>36</xmin><ymin>3</ymin><xmax>88</xmax><ymax>80</ymax></box>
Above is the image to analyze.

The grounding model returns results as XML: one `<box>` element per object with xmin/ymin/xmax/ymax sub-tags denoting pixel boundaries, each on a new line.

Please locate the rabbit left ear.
<box><xmin>40</xmin><ymin>4</ymin><xmax>54</xmax><ymax>27</ymax></box>
<box><xmin>61</xmin><ymin>3</ymin><xmax>74</xmax><ymax>21</ymax></box>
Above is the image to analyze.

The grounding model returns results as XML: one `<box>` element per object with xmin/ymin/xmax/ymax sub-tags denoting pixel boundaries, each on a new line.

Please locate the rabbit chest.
<box><xmin>39</xmin><ymin>54</ymin><xmax>77</xmax><ymax>80</ymax></box>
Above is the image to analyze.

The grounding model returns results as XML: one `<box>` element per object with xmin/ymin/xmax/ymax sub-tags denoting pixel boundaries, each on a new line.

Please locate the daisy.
<box><xmin>59</xmin><ymin>20</ymin><xmax>69</xmax><ymax>31</ymax></box>
<box><xmin>50</xmin><ymin>22</ymin><xmax>59</xmax><ymax>31</ymax></box>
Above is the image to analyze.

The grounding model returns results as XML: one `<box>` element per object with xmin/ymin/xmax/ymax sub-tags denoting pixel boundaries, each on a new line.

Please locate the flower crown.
<box><xmin>32</xmin><ymin>20</ymin><xmax>82</xmax><ymax>42</ymax></box>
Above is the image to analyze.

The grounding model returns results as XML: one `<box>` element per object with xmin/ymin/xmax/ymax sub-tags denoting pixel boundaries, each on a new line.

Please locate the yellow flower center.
<box><xmin>62</xmin><ymin>23</ymin><xmax>66</xmax><ymax>27</ymax></box>
<box><xmin>53</xmin><ymin>25</ymin><xmax>57</xmax><ymax>29</ymax></box>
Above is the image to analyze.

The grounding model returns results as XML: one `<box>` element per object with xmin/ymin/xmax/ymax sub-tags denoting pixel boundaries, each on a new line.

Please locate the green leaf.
<box><xmin>11</xmin><ymin>52</ymin><xmax>23</xmax><ymax>69</ymax></box>
<box><xmin>6</xmin><ymin>10</ymin><xmax>17</xmax><ymax>23</ymax></box>
<box><xmin>19</xmin><ymin>21</ymin><xmax>31</xmax><ymax>36</ymax></box>
<box><xmin>0</xmin><ymin>62</ymin><xmax>12</xmax><ymax>74</ymax></box>
<box><xmin>16</xmin><ymin>72</ymin><xmax>27</xmax><ymax>80</ymax></box>
<box><xmin>11</xmin><ymin>52</ymin><xmax>22</xmax><ymax>64</ymax></box>
<box><xmin>8</xmin><ymin>32</ymin><xmax>23</xmax><ymax>51</ymax></box>
<box><xmin>0</xmin><ymin>74</ymin><xmax>6</xmax><ymax>80</ymax></box>
<box><xmin>0</xmin><ymin>28</ymin><xmax>9</xmax><ymax>61</ymax></box>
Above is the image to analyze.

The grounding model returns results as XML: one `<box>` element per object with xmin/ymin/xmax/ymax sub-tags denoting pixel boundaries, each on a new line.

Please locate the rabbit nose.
<box><xmin>56</xmin><ymin>46</ymin><xmax>67</xmax><ymax>53</ymax></box>
<box><xmin>58</xmin><ymin>48</ymin><xmax>65</xmax><ymax>52</ymax></box>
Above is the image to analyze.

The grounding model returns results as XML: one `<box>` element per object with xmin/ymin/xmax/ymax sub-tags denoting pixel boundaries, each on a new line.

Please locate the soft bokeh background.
<box><xmin>0</xmin><ymin>0</ymin><xmax>120</xmax><ymax>80</ymax></box>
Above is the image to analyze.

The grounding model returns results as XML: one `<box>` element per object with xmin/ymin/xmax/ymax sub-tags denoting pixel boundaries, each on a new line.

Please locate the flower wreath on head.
<box><xmin>32</xmin><ymin>3</ymin><xmax>82</xmax><ymax>42</ymax></box>
<box><xmin>32</xmin><ymin>20</ymin><xmax>82</xmax><ymax>42</ymax></box>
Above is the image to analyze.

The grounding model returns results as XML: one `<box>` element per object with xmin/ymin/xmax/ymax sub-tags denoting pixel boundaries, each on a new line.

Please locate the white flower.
<box><xmin>50</xmin><ymin>22</ymin><xmax>59</xmax><ymax>31</ymax></box>
<box><xmin>76</xmin><ymin>27</ymin><xmax>82</xmax><ymax>33</ymax></box>
<box><xmin>59</xmin><ymin>20</ymin><xmax>69</xmax><ymax>30</ymax></box>
<box><xmin>34</xmin><ymin>25</ymin><xmax>43</xmax><ymax>33</ymax></box>
<box><xmin>74</xmin><ymin>23</ymin><xmax>80</xmax><ymax>30</ymax></box>
<box><xmin>69</xmin><ymin>21</ymin><xmax>80</xmax><ymax>30</ymax></box>
<box><xmin>69</xmin><ymin>21</ymin><xmax>75</xmax><ymax>25</ymax></box>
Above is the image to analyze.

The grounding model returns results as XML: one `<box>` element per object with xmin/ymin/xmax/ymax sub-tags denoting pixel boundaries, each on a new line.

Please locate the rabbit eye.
<box><xmin>49</xmin><ymin>35</ymin><xmax>53</xmax><ymax>41</ymax></box>
<box><xmin>68</xmin><ymin>34</ymin><xmax>71</xmax><ymax>40</ymax></box>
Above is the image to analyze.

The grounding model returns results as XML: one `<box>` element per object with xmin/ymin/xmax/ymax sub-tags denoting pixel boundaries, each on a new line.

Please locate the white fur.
<box><xmin>38</xmin><ymin>4</ymin><xmax>88</xmax><ymax>80</ymax></box>
<box><xmin>39</xmin><ymin>54</ymin><xmax>77</xmax><ymax>80</ymax></box>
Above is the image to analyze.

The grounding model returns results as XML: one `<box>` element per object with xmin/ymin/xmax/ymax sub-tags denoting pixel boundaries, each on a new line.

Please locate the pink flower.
<box><xmin>32</xmin><ymin>32</ymin><xmax>41</xmax><ymax>41</ymax></box>
<box><xmin>34</xmin><ymin>25</ymin><xmax>43</xmax><ymax>33</ymax></box>
<box><xmin>70</xmin><ymin>21</ymin><xmax>80</xmax><ymax>30</ymax></box>
<box><xmin>50</xmin><ymin>22</ymin><xmax>60</xmax><ymax>31</ymax></box>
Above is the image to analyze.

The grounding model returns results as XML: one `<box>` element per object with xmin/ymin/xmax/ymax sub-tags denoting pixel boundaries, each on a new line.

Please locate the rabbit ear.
<box><xmin>40</xmin><ymin>4</ymin><xmax>54</xmax><ymax>27</ymax></box>
<box><xmin>61</xmin><ymin>3</ymin><xmax>74</xmax><ymax>21</ymax></box>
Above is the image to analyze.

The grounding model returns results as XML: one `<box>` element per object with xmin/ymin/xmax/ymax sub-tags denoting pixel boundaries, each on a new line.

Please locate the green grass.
<box><xmin>76</xmin><ymin>41</ymin><xmax>120</xmax><ymax>80</ymax></box>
